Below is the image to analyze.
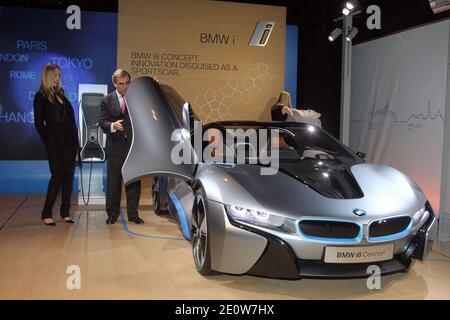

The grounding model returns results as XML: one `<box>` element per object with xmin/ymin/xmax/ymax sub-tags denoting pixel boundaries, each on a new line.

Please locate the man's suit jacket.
<box><xmin>99</xmin><ymin>92</ymin><xmax>133</xmax><ymax>158</ymax></box>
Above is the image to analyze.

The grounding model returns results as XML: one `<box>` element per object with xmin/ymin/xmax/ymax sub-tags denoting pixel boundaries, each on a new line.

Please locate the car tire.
<box><xmin>152</xmin><ymin>177</ymin><xmax>168</xmax><ymax>216</ymax></box>
<box><xmin>191</xmin><ymin>187</ymin><xmax>213</xmax><ymax>275</ymax></box>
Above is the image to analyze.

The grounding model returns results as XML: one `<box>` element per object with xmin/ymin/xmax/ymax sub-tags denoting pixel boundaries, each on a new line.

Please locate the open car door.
<box><xmin>122</xmin><ymin>77</ymin><xmax>196</xmax><ymax>184</ymax></box>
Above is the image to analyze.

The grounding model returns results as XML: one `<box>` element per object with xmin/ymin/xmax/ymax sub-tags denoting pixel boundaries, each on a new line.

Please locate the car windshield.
<box><xmin>201</xmin><ymin>122</ymin><xmax>359</xmax><ymax>164</ymax></box>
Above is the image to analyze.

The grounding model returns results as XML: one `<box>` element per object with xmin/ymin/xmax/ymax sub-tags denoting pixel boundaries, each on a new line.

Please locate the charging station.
<box><xmin>77</xmin><ymin>84</ymin><xmax>108</xmax><ymax>205</ymax></box>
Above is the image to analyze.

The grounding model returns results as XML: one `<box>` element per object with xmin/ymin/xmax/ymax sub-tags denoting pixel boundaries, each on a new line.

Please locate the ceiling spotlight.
<box><xmin>328</xmin><ymin>27</ymin><xmax>342</xmax><ymax>42</ymax></box>
<box><xmin>345</xmin><ymin>27</ymin><xmax>358</xmax><ymax>41</ymax></box>
<box><xmin>346</xmin><ymin>2</ymin><xmax>355</xmax><ymax>10</ymax></box>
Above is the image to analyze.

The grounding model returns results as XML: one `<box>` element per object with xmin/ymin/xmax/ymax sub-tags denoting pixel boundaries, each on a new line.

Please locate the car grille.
<box><xmin>298</xmin><ymin>220</ymin><xmax>360</xmax><ymax>240</ymax></box>
<box><xmin>369</xmin><ymin>216</ymin><xmax>412</xmax><ymax>240</ymax></box>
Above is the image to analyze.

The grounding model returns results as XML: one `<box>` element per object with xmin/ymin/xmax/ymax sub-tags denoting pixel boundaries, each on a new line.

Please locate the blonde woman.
<box><xmin>271</xmin><ymin>91</ymin><xmax>292</xmax><ymax>121</ymax></box>
<box><xmin>270</xmin><ymin>91</ymin><xmax>322</xmax><ymax>127</ymax></box>
<box><xmin>33</xmin><ymin>63</ymin><xmax>79</xmax><ymax>226</ymax></box>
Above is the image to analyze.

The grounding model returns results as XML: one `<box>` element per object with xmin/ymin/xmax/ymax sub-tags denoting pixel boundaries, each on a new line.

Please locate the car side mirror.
<box><xmin>356</xmin><ymin>151</ymin><xmax>366</xmax><ymax>161</ymax></box>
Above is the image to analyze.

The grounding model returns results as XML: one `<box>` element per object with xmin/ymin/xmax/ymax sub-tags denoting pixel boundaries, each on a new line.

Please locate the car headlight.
<box><xmin>225</xmin><ymin>205</ymin><xmax>285</xmax><ymax>228</ymax></box>
<box><xmin>413</xmin><ymin>205</ymin><xmax>429</xmax><ymax>225</ymax></box>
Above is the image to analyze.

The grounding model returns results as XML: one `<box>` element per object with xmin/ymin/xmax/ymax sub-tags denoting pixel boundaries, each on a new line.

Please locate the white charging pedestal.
<box><xmin>77</xmin><ymin>84</ymin><xmax>108</xmax><ymax>206</ymax></box>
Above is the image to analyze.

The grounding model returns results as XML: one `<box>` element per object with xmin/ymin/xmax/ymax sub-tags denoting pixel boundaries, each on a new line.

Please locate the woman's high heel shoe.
<box><xmin>64</xmin><ymin>217</ymin><xmax>74</xmax><ymax>224</ymax></box>
<box><xmin>43</xmin><ymin>219</ymin><xmax>56</xmax><ymax>226</ymax></box>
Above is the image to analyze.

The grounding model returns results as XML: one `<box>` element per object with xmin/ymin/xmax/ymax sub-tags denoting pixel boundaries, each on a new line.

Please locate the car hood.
<box><xmin>197</xmin><ymin>162</ymin><xmax>427</xmax><ymax>222</ymax></box>
<box><xmin>277</xmin><ymin>158</ymin><xmax>363</xmax><ymax>199</ymax></box>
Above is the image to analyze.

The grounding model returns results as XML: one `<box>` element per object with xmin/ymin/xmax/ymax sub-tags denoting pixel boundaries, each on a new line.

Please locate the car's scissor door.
<box><xmin>122</xmin><ymin>77</ymin><xmax>196</xmax><ymax>184</ymax></box>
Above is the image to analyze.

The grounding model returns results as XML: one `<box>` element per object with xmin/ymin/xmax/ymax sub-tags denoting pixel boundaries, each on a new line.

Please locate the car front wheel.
<box><xmin>191</xmin><ymin>188</ymin><xmax>213</xmax><ymax>275</ymax></box>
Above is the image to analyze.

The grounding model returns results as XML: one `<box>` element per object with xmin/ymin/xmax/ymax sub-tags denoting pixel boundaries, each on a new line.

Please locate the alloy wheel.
<box><xmin>192</xmin><ymin>195</ymin><xmax>208</xmax><ymax>269</ymax></box>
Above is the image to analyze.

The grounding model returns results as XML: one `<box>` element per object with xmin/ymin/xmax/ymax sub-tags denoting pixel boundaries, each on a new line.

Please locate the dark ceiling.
<box><xmin>3</xmin><ymin>0</ymin><xmax>448</xmax><ymax>43</ymax></box>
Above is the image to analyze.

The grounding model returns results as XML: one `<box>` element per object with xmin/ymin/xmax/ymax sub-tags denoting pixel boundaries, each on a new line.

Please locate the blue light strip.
<box><xmin>119</xmin><ymin>210</ymin><xmax>184</xmax><ymax>241</ymax></box>
<box><xmin>368</xmin><ymin>219</ymin><xmax>413</xmax><ymax>242</ymax></box>
<box><xmin>296</xmin><ymin>218</ymin><xmax>363</xmax><ymax>244</ymax></box>
<box><xmin>213</xmin><ymin>163</ymin><xmax>236</xmax><ymax>169</ymax></box>
<box><xmin>285</xmin><ymin>25</ymin><xmax>298</xmax><ymax>106</ymax></box>
<box><xmin>168</xmin><ymin>192</ymin><xmax>191</xmax><ymax>240</ymax></box>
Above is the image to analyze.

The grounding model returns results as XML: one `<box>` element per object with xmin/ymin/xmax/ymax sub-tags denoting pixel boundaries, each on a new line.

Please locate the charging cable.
<box><xmin>78</xmin><ymin>148</ymin><xmax>94</xmax><ymax>205</ymax></box>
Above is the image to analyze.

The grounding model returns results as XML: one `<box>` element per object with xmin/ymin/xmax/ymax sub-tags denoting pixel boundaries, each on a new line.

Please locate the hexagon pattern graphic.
<box><xmin>193</xmin><ymin>63</ymin><xmax>274</xmax><ymax>123</ymax></box>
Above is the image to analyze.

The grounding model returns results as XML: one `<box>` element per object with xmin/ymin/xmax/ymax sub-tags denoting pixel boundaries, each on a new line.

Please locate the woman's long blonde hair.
<box><xmin>276</xmin><ymin>91</ymin><xmax>292</xmax><ymax>108</ymax></box>
<box><xmin>39</xmin><ymin>63</ymin><xmax>63</xmax><ymax>104</ymax></box>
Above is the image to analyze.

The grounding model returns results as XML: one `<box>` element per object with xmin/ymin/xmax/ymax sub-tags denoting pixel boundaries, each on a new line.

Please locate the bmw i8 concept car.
<box><xmin>122</xmin><ymin>76</ymin><xmax>437</xmax><ymax>279</ymax></box>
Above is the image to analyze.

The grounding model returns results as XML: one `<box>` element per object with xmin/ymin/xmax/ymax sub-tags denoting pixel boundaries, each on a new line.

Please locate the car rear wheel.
<box><xmin>152</xmin><ymin>177</ymin><xmax>167</xmax><ymax>215</ymax></box>
<box><xmin>191</xmin><ymin>189</ymin><xmax>213</xmax><ymax>275</ymax></box>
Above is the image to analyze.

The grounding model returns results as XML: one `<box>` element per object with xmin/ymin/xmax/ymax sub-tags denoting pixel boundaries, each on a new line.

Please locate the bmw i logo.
<box><xmin>353</xmin><ymin>208</ymin><xmax>367</xmax><ymax>217</ymax></box>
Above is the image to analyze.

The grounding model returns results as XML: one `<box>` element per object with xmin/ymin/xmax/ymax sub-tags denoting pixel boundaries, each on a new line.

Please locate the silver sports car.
<box><xmin>122</xmin><ymin>76</ymin><xmax>437</xmax><ymax>279</ymax></box>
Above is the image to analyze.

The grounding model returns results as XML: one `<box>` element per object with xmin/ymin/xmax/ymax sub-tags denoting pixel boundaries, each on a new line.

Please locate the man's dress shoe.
<box><xmin>106</xmin><ymin>217</ymin><xmax>117</xmax><ymax>225</ymax></box>
<box><xmin>129</xmin><ymin>217</ymin><xmax>144</xmax><ymax>224</ymax></box>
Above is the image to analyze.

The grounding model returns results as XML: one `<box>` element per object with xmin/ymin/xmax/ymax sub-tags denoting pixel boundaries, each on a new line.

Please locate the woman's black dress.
<box><xmin>33</xmin><ymin>90</ymin><xmax>79</xmax><ymax>219</ymax></box>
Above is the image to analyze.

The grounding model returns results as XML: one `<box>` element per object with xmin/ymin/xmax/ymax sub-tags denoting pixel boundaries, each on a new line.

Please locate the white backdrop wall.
<box><xmin>349</xmin><ymin>20</ymin><xmax>450</xmax><ymax>214</ymax></box>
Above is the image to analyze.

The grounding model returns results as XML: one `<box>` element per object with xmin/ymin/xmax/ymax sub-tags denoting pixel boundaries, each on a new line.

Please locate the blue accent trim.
<box><xmin>213</xmin><ymin>163</ymin><xmax>236</xmax><ymax>169</ymax></box>
<box><xmin>296</xmin><ymin>218</ymin><xmax>363</xmax><ymax>244</ymax></box>
<box><xmin>119</xmin><ymin>210</ymin><xmax>184</xmax><ymax>241</ymax></box>
<box><xmin>168</xmin><ymin>192</ymin><xmax>191</xmax><ymax>240</ymax></box>
<box><xmin>368</xmin><ymin>219</ymin><xmax>413</xmax><ymax>242</ymax></box>
<box><xmin>286</xmin><ymin>25</ymin><xmax>298</xmax><ymax>106</ymax></box>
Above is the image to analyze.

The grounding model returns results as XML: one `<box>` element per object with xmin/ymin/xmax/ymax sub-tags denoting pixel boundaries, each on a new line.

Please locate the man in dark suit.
<box><xmin>99</xmin><ymin>69</ymin><xmax>143</xmax><ymax>224</ymax></box>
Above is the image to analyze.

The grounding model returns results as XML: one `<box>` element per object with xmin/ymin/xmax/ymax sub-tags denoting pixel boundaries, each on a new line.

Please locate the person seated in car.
<box><xmin>271</xmin><ymin>91</ymin><xmax>322</xmax><ymax>127</ymax></box>
<box><xmin>270</xmin><ymin>133</ymin><xmax>293</xmax><ymax>151</ymax></box>
<box><xmin>271</xmin><ymin>91</ymin><xmax>292</xmax><ymax>121</ymax></box>
<box><xmin>205</xmin><ymin>128</ymin><xmax>224</xmax><ymax>160</ymax></box>
<box><xmin>283</xmin><ymin>107</ymin><xmax>322</xmax><ymax>127</ymax></box>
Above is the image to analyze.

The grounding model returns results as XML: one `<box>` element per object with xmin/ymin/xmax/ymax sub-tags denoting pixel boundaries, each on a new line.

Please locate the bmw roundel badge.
<box><xmin>353</xmin><ymin>208</ymin><xmax>367</xmax><ymax>217</ymax></box>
